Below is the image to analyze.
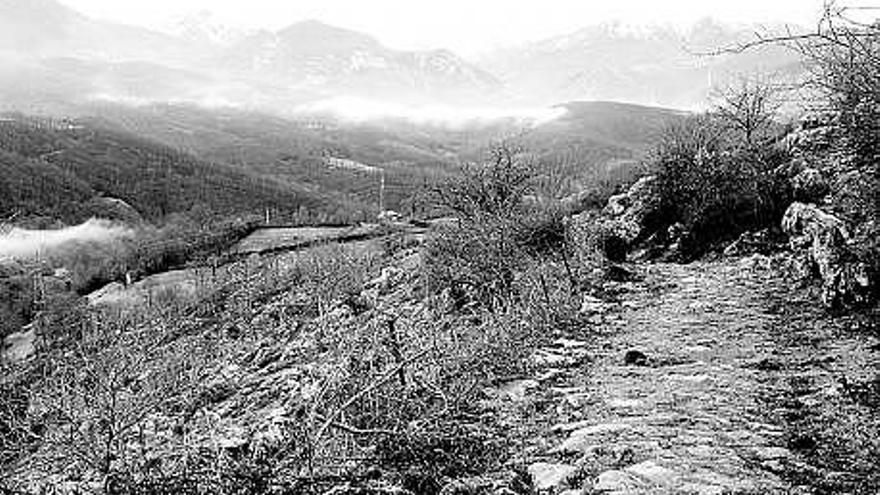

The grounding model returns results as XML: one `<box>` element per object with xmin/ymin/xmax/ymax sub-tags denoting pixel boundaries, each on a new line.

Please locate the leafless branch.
<box><xmin>314</xmin><ymin>349</ymin><xmax>429</xmax><ymax>445</ymax></box>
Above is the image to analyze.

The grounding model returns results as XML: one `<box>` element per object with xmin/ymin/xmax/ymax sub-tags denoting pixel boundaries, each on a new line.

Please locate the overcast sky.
<box><xmin>59</xmin><ymin>0</ymin><xmax>826</xmax><ymax>55</ymax></box>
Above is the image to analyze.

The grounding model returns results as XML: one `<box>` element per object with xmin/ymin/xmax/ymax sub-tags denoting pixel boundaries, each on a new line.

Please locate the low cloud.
<box><xmin>291</xmin><ymin>96</ymin><xmax>569</xmax><ymax>127</ymax></box>
<box><xmin>0</xmin><ymin>219</ymin><xmax>133</xmax><ymax>260</ymax></box>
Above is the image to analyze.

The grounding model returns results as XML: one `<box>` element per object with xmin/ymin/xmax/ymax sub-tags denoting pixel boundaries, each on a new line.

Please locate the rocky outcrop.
<box><xmin>782</xmin><ymin>112</ymin><xmax>837</xmax><ymax>155</ymax></box>
<box><xmin>603</xmin><ymin>176</ymin><xmax>660</xmax><ymax>243</ymax></box>
<box><xmin>782</xmin><ymin>202</ymin><xmax>872</xmax><ymax>308</ymax></box>
<box><xmin>566</xmin><ymin>175</ymin><xmax>667</xmax><ymax>263</ymax></box>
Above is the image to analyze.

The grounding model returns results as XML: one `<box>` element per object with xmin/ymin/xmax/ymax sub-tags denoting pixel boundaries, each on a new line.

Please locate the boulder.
<box><xmin>378</xmin><ymin>210</ymin><xmax>402</xmax><ymax>224</ymax></box>
<box><xmin>603</xmin><ymin>193</ymin><xmax>631</xmax><ymax>217</ymax></box>
<box><xmin>782</xmin><ymin>202</ymin><xmax>872</xmax><ymax>308</ymax></box>
<box><xmin>366</xmin><ymin>266</ymin><xmax>405</xmax><ymax>294</ymax></box>
<box><xmin>791</xmin><ymin>168</ymin><xmax>830</xmax><ymax>203</ymax></box>
<box><xmin>601</xmin><ymin>220</ymin><xmax>641</xmax><ymax>248</ymax></box>
<box><xmin>624</xmin><ymin>350</ymin><xmax>649</xmax><ymax>366</ymax></box>
<box><xmin>527</xmin><ymin>463</ymin><xmax>578</xmax><ymax>492</ymax></box>
<box><xmin>601</xmin><ymin>176</ymin><xmax>660</xmax><ymax>245</ymax></box>
<box><xmin>663</xmin><ymin>223</ymin><xmax>689</xmax><ymax>261</ymax></box>
<box><xmin>593</xmin><ymin>470</ymin><xmax>642</xmax><ymax>493</ymax></box>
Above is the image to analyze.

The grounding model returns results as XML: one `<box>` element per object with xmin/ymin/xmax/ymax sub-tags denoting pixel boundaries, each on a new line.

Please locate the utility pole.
<box><xmin>378</xmin><ymin>171</ymin><xmax>386</xmax><ymax>215</ymax></box>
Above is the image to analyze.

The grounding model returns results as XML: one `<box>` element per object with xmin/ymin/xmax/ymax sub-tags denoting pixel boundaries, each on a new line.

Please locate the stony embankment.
<box><xmin>496</xmin><ymin>257</ymin><xmax>879</xmax><ymax>494</ymax></box>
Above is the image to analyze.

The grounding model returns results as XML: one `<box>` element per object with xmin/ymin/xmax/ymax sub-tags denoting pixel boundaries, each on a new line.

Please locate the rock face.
<box><xmin>0</xmin><ymin>273</ymin><xmax>31</xmax><ymax>339</ymax></box>
<box><xmin>782</xmin><ymin>202</ymin><xmax>872</xmax><ymax>308</ymax></box>
<box><xmin>569</xmin><ymin>175</ymin><xmax>663</xmax><ymax>263</ymax></box>
<box><xmin>601</xmin><ymin>176</ymin><xmax>660</xmax><ymax>245</ymax></box>
<box><xmin>86</xmin><ymin>196</ymin><xmax>144</xmax><ymax>224</ymax></box>
<box><xmin>782</xmin><ymin>112</ymin><xmax>837</xmax><ymax>155</ymax></box>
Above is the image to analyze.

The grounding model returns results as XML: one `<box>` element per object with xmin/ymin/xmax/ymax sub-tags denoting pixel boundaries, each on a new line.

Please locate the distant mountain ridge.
<box><xmin>0</xmin><ymin>0</ymin><xmax>803</xmax><ymax>114</ymax></box>
<box><xmin>0</xmin><ymin>1</ymin><xmax>503</xmax><ymax>111</ymax></box>
<box><xmin>480</xmin><ymin>18</ymin><xmax>802</xmax><ymax>109</ymax></box>
<box><xmin>0</xmin><ymin>0</ymin><xmax>201</xmax><ymax>65</ymax></box>
<box><xmin>221</xmin><ymin>20</ymin><xmax>501</xmax><ymax>104</ymax></box>
<box><xmin>169</xmin><ymin>10</ymin><xmax>252</xmax><ymax>46</ymax></box>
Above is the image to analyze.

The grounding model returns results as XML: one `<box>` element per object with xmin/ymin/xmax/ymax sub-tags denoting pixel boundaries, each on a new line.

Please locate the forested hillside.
<box><xmin>71</xmin><ymin>101</ymin><xmax>681</xmax><ymax>216</ymax></box>
<box><xmin>0</xmin><ymin>115</ymin><xmax>365</xmax><ymax>225</ymax></box>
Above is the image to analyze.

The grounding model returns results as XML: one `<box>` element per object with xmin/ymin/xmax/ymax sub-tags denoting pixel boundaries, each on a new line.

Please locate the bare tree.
<box><xmin>429</xmin><ymin>144</ymin><xmax>534</xmax><ymax>220</ymax></box>
<box><xmin>720</xmin><ymin>2</ymin><xmax>880</xmax><ymax>142</ymax></box>
<box><xmin>712</xmin><ymin>76</ymin><xmax>783</xmax><ymax>146</ymax></box>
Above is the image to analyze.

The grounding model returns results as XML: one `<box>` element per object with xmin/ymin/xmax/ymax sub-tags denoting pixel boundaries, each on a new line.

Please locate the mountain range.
<box><xmin>481</xmin><ymin>19</ymin><xmax>802</xmax><ymax>109</ymax></box>
<box><xmin>0</xmin><ymin>0</ymin><xmax>802</xmax><ymax>117</ymax></box>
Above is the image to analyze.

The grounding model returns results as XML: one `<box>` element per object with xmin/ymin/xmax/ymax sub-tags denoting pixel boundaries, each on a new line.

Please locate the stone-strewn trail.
<box><xmin>504</xmin><ymin>258</ymin><xmax>880</xmax><ymax>494</ymax></box>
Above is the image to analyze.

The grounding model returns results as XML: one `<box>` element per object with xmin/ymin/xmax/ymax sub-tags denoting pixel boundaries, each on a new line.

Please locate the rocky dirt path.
<box><xmin>505</xmin><ymin>259</ymin><xmax>880</xmax><ymax>494</ymax></box>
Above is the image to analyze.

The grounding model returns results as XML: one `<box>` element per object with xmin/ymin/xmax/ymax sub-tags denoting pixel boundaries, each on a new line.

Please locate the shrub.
<box><xmin>424</xmin><ymin>146</ymin><xmax>582</xmax><ymax>308</ymax></box>
<box><xmin>428</xmin><ymin>146</ymin><xmax>534</xmax><ymax>220</ymax></box>
<box><xmin>425</xmin><ymin>219</ymin><xmax>526</xmax><ymax>308</ymax></box>
<box><xmin>305</xmin><ymin>298</ymin><xmax>542</xmax><ymax>494</ymax></box>
<box><xmin>0</xmin><ymin>367</ymin><xmax>33</xmax><ymax>469</ymax></box>
<box><xmin>376</xmin><ymin>421</ymin><xmax>508</xmax><ymax>494</ymax></box>
<box><xmin>0</xmin><ymin>274</ymin><xmax>34</xmax><ymax>340</ymax></box>
<box><xmin>649</xmin><ymin>113</ymin><xmax>791</xmax><ymax>258</ymax></box>
<box><xmin>6</xmin><ymin>306</ymin><xmax>218</xmax><ymax>493</ymax></box>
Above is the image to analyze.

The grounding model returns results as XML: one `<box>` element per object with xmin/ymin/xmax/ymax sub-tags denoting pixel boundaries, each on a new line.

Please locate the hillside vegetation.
<box><xmin>76</xmin><ymin>101</ymin><xmax>680</xmax><ymax>215</ymax></box>
<box><xmin>0</xmin><ymin>149</ymin><xmax>601</xmax><ymax>494</ymax></box>
<box><xmin>0</xmin><ymin>114</ymin><xmax>362</xmax><ymax>225</ymax></box>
